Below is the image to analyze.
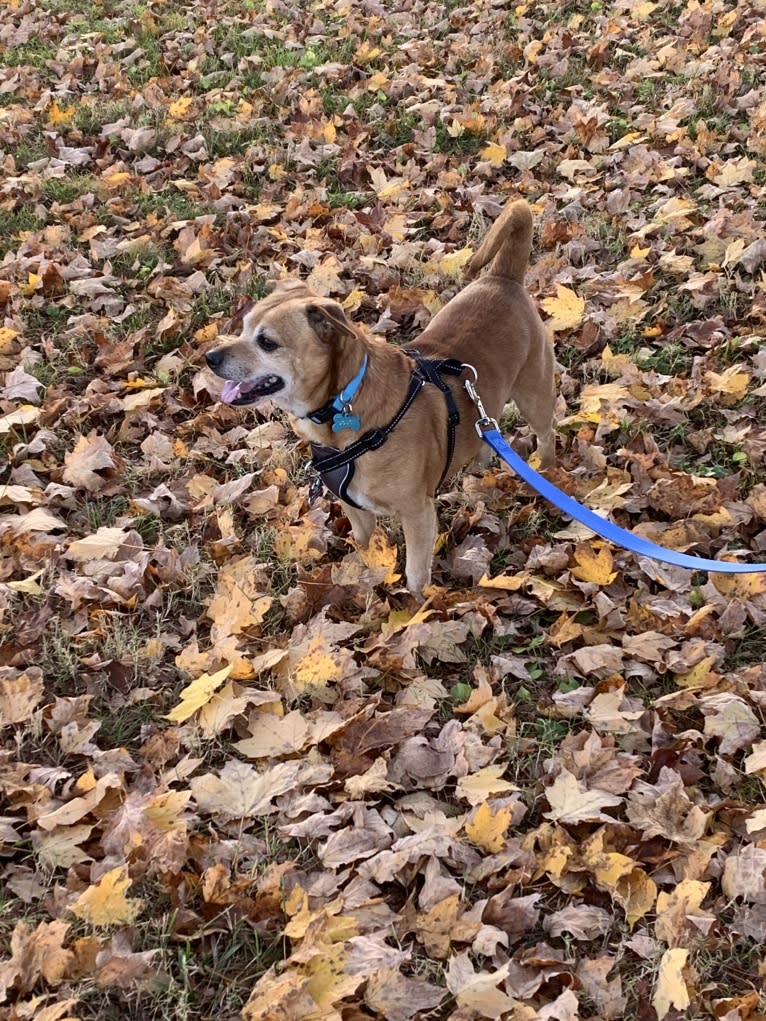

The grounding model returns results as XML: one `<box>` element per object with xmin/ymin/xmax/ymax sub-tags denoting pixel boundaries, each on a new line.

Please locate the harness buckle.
<box><xmin>463</xmin><ymin>367</ymin><xmax>499</xmax><ymax>437</ymax></box>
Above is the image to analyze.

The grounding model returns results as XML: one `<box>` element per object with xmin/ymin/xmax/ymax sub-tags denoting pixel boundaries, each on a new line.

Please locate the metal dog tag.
<box><xmin>331</xmin><ymin>411</ymin><xmax>361</xmax><ymax>432</ymax></box>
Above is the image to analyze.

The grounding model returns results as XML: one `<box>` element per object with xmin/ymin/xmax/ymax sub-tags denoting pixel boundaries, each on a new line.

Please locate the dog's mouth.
<box><xmin>220</xmin><ymin>375</ymin><xmax>284</xmax><ymax>406</ymax></box>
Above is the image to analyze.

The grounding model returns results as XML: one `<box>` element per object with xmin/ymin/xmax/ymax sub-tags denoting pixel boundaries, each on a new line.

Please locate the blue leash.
<box><xmin>463</xmin><ymin>374</ymin><xmax>766</xmax><ymax>575</ymax></box>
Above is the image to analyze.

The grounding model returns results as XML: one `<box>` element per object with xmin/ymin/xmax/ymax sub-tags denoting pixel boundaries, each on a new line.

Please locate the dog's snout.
<box><xmin>206</xmin><ymin>348</ymin><xmax>225</xmax><ymax>371</ymax></box>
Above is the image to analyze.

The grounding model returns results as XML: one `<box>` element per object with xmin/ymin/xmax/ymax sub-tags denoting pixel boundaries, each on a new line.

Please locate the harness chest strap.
<box><xmin>309</xmin><ymin>355</ymin><xmax>465</xmax><ymax>507</ymax></box>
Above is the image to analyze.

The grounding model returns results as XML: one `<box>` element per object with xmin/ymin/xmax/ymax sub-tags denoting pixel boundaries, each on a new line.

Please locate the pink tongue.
<box><xmin>221</xmin><ymin>380</ymin><xmax>242</xmax><ymax>404</ymax></box>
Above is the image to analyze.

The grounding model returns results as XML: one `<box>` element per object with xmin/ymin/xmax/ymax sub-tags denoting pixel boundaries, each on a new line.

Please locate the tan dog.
<box><xmin>206</xmin><ymin>199</ymin><xmax>556</xmax><ymax>594</ymax></box>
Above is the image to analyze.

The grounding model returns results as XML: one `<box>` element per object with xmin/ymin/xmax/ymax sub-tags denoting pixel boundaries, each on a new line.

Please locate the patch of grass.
<box><xmin>72</xmin><ymin>99</ymin><xmax>135</xmax><ymax>135</ymax></box>
<box><xmin>434</xmin><ymin>121</ymin><xmax>487</xmax><ymax>156</ymax></box>
<box><xmin>723</xmin><ymin>624</ymin><xmax>766</xmax><ymax>670</ymax></box>
<box><xmin>80</xmin><ymin>496</ymin><xmax>131</xmax><ymax>531</ymax></box>
<box><xmin>0</xmin><ymin>206</ymin><xmax>48</xmax><ymax>256</ymax></box>
<box><xmin>78</xmin><ymin>908</ymin><xmax>285</xmax><ymax>1021</ymax></box>
<box><xmin>99</xmin><ymin>699</ymin><xmax>158</xmax><ymax>746</ymax></box>
<box><xmin>636</xmin><ymin>342</ymin><xmax>694</xmax><ymax>376</ymax></box>
<box><xmin>130</xmin><ymin>190</ymin><xmax>214</xmax><ymax>224</ymax></box>
<box><xmin>378</xmin><ymin>109</ymin><xmax>420</xmax><ymax>149</ymax></box>
<box><xmin>0</xmin><ymin>40</ymin><xmax>57</xmax><ymax>69</ymax></box>
<box><xmin>41</xmin><ymin>174</ymin><xmax>100</xmax><ymax>206</ymax></box>
<box><xmin>41</xmin><ymin>623</ymin><xmax>81</xmax><ymax>692</ymax></box>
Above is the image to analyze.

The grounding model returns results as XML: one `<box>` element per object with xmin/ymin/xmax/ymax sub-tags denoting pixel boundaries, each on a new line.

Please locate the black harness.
<box><xmin>308</xmin><ymin>353</ymin><xmax>465</xmax><ymax>508</ymax></box>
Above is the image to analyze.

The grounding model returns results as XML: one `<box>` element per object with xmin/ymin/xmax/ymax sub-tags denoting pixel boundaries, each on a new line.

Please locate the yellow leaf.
<box><xmin>164</xmin><ymin>665</ymin><xmax>232</xmax><ymax>723</ymax></box>
<box><xmin>465</xmin><ymin>801</ymin><xmax>514</xmax><ymax>853</ymax></box>
<box><xmin>168</xmin><ymin>97</ymin><xmax>194</xmax><ymax>120</ymax></box>
<box><xmin>101</xmin><ymin>170</ymin><xmax>132</xmax><ymax>190</ymax></box>
<box><xmin>358</xmin><ymin>531</ymin><xmax>400</xmax><ymax>584</ymax></box>
<box><xmin>477</xmin><ymin>571</ymin><xmax>528</xmax><ymax>591</ymax></box>
<box><xmin>366</xmin><ymin>71</ymin><xmax>389</xmax><ymax>92</ymax></box>
<box><xmin>440</xmin><ymin>247</ymin><xmax>474</xmax><ymax>276</ymax></box>
<box><xmin>671</xmin><ymin>654</ymin><xmax>719</xmax><ymax>689</ymax></box>
<box><xmin>293</xmin><ymin>641</ymin><xmax>340</xmax><ymax>691</ymax></box>
<box><xmin>615</xmin><ymin>868</ymin><xmax>658</xmax><ymax>927</ymax></box>
<box><xmin>49</xmin><ymin>101</ymin><xmax>76</xmax><ymax>125</ymax></box>
<box><xmin>303</xmin><ymin>942</ymin><xmax>362</xmax><ymax>1009</ymax></box>
<box><xmin>570</xmin><ymin>543</ymin><xmax>617</xmax><ymax>585</ymax></box>
<box><xmin>480</xmin><ymin>141</ymin><xmax>507</xmax><ymax>166</ymax></box>
<box><xmin>7</xmin><ymin>568</ymin><xmax>45</xmax><ymax>595</ymax></box>
<box><xmin>653</xmin><ymin>948</ymin><xmax>690</xmax><ymax>1019</ymax></box>
<box><xmin>342</xmin><ymin>288</ymin><xmax>364</xmax><ymax>312</ymax></box>
<box><xmin>69</xmin><ymin>866</ymin><xmax>143</xmax><ymax>927</ymax></box>
<box><xmin>206</xmin><ymin>556</ymin><xmax>273</xmax><ymax>636</ymax></box>
<box><xmin>20</xmin><ymin>272</ymin><xmax>41</xmax><ymax>296</ymax></box>
<box><xmin>705</xmin><ymin>365</ymin><xmax>750</xmax><ymax>403</ymax></box>
<box><xmin>241</xmin><ymin>969</ymin><xmax>315</xmax><ymax>1021</ymax></box>
<box><xmin>456</xmin><ymin>764</ymin><xmax>517</xmax><ymax>807</ymax></box>
<box><xmin>540</xmin><ymin>284</ymin><xmax>585</xmax><ymax>332</ymax></box>
<box><xmin>0</xmin><ymin>326</ymin><xmax>19</xmax><ymax>352</ymax></box>
<box><xmin>655</xmin><ymin>879</ymin><xmax>710</xmax><ymax>945</ymax></box>
<box><xmin>355</xmin><ymin>39</ymin><xmax>382</xmax><ymax>63</ymax></box>
<box><xmin>710</xmin><ymin>571</ymin><xmax>766</xmax><ymax>600</ymax></box>
<box><xmin>144</xmin><ymin>790</ymin><xmax>192</xmax><ymax>831</ymax></box>
<box><xmin>630</xmin><ymin>244</ymin><xmax>652</xmax><ymax>259</ymax></box>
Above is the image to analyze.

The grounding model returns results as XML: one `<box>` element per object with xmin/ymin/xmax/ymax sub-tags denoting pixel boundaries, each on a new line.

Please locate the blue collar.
<box><xmin>306</xmin><ymin>354</ymin><xmax>368</xmax><ymax>432</ymax></box>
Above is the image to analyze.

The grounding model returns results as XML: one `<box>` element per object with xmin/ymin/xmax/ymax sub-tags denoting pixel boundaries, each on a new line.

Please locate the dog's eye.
<box><xmin>257</xmin><ymin>334</ymin><xmax>279</xmax><ymax>352</ymax></box>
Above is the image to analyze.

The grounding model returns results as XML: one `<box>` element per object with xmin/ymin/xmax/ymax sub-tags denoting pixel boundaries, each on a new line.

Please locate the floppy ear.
<box><xmin>306</xmin><ymin>302</ymin><xmax>356</xmax><ymax>344</ymax></box>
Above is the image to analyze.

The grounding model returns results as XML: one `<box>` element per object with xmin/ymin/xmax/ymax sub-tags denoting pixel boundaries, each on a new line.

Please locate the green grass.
<box><xmin>0</xmin><ymin>207</ymin><xmax>48</xmax><ymax>256</ymax></box>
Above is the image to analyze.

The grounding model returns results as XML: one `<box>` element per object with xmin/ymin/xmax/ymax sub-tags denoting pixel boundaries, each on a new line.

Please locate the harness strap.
<box><xmin>408</xmin><ymin>353</ymin><xmax>463</xmax><ymax>492</ymax></box>
<box><xmin>310</xmin><ymin>354</ymin><xmax>464</xmax><ymax>506</ymax></box>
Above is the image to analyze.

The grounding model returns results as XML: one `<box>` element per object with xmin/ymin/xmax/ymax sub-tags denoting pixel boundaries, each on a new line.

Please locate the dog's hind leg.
<box><xmin>514</xmin><ymin>389</ymin><xmax>556</xmax><ymax>468</ymax></box>
<box><xmin>401</xmin><ymin>500</ymin><xmax>438</xmax><ymax>596</ymax></box>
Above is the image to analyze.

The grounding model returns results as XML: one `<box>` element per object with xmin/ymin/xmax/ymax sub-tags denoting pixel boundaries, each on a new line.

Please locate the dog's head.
<box><xmin>205</xmin><ymin>281</ymin><xmax>360</xmax><ymax>417</ymax></box>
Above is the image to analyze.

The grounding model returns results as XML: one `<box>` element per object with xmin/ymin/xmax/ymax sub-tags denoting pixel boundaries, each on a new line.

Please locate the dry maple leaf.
<box><xmin>62</xmin><ymin>432</ymin><xmax>123</xmax><ymax>493</ymax></box>
<box><xmin>464</xmin><ymin>801</ymin><xmax>515</xmax><ymax>854</ymax></box>
<box><xmin>445</xmin><ymin>951</ymin><xmax>514</xmax><ymax>1019</ymax></box>
<box><xmin>0</xmin><ymin>672</ymin><xmax>43</xmax><ymax>727</ymax></box>
<box><xmin>0</xmin><ymin>919</ymin><xmax>74</xmax><ymax>1001</ymax></box>
<box><xmin>540</xmin><ymin>284</ymin><xmax>585</xmax><ymax>332</ymax></box>
<box><xmin>191</xmin><ymin>759</ymin><xmax>332</xmax><ymax>824</ymax></box>
<box><xmin>654</xmin><ymin>878</ymin><xmax>712</xmax><ymax>945</ymax></box>
<box><xmin>653</xmin><ymin>947</ymin><xmax>691</xmax><ymax>1019</ymax></box>
<box><xmin>69</xmin><ymin>866</ymin><xmax>143</xmax><ymax>927</ymax></box>
<box><xmin>164</xmin><ymin>665</ymin><xmax>232</xmax><ymax>724</ymax></box>
<box><xmin>364</xmin><ymin>968</ymin><xmax>445</xmax><ymax>1021</ymax></box>
<box><xmin>700</xmin><ymin>693</ymin><xmax>761</xmax><ymax>756</ymax></box>
<box><xmin>544</xmin><ymin>903</ymin><xmax>612</xmax><ymax>941</ymax></box>
<box><xmin>206</xmin><ymin>556</ymin><xmax>273</xmax><ymax>639</ymax></box>
<box><xmin>544</xmin><ymin>769</ymin><xmax>624</xmax><ymax>824</ymax></box>
<box><xmin>721</xmin><ymin>844</ymin><xmax>766</xmax><ymax>902</ymax></box>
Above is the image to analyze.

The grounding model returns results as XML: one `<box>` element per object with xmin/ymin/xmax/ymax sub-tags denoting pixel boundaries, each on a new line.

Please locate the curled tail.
<box><xmin>464</xmin><ymin>199</ymin><xmax>533</xmax><ymax>283</ymax></box>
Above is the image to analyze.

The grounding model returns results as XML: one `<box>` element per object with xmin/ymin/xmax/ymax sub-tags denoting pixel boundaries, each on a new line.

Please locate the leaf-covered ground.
<box><xmin>2</xmin><ymin>0</ymin><xmax>766</xmax><ymax>1018</ymax></box>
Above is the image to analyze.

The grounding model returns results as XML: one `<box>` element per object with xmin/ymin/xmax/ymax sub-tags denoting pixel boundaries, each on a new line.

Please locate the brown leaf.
<box><xmin>62</xmin><ymin>432</ymin><xmax>124</xmax><ymax>493</ymax></box>
<box><xmin>364</xmin><ymin>968</ymin><xmax>445</xmax><ymax>1021</ymax></box>
<box><xmin>0</xmin><ymin>672</ymin><xmax>44</xmax><ymax>727</ymax></box>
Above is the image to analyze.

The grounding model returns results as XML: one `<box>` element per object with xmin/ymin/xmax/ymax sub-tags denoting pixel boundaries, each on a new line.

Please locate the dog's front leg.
<box><xmin>401</xmin><ymin>500</ymin><xmax>438</xmax><ymax>597</ymax></box>
<box><xmin>345</xmin><ymin>504</ymin><xmax>377</xmax><ymax>549</ymax></box>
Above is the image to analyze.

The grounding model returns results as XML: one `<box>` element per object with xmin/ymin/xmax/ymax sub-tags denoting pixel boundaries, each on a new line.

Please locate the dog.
<box><xmin>205</xmin><ymin>199</ymin><xmax>556</xmax><ymax>595</ymax></box>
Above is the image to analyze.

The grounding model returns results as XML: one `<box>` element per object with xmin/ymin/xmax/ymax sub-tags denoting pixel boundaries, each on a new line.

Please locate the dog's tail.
<box><xmin>463</xmin><ymin>199</ymin><xmax>533</xmax><ymax>284</ymax></box>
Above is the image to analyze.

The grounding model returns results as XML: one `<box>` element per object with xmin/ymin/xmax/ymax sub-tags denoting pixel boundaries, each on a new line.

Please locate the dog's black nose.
<box><xmin>206</xmin><ymin>348</ymin><xmax>224</xmax><ymax>370</ymax></box>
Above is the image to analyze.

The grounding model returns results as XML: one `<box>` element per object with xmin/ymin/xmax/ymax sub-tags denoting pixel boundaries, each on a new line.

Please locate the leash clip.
<box><xmin>462</xmin><ymin>364</ymin><xmax>499</xmax><ymax>437</ymax></box>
